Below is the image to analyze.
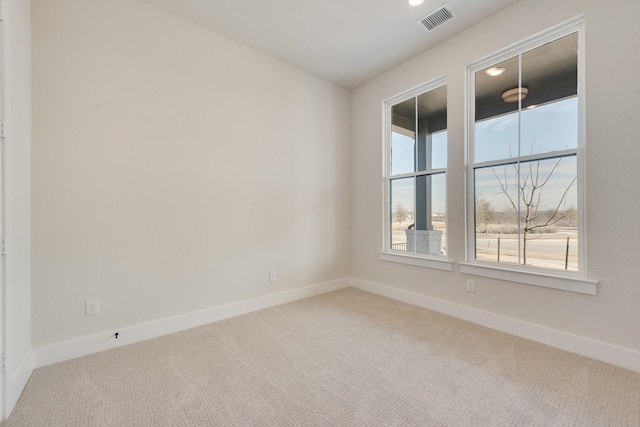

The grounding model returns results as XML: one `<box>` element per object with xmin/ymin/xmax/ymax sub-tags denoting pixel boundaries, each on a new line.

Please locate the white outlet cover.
<box><xmin>466</xmin><ymin>279</ymin><xmax>475</xmax><ymax>292</ymax></box>
<box><xmin>86</xmin><ymin>298</ymin><xmax>100</xmax><ymax>315</ymax></box>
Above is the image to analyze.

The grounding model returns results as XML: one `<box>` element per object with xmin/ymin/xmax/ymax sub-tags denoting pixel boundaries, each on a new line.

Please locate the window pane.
<box><xmin>391</xmin><ymin>130</ymin><xmax>416</xmax><ymax>175</ymax></box>
<box><xmin>475</xmin><ymin>55</ymin><xmax>520</xmax><ymax>162</ymax></box>
<box><xmin>391</xmin><ymin>98</ymin><xmax>416</xmax><ymax>175</ymax></box>
<box><xmin>518</xmin><ymin>156</ymin><xmax>578</xmax><ymax>270</ymax></box>
<box><xmin>431</xmin><ymin>130</ymin><xmax>447</xmax><ymax>170</ymax></box>
<box><xmin>474</xmin><ymin>164</ymin><xmax>519</xmax><ymax>264</ymax></box>
<box><xmin>414</xmin><ymin>173</ymin><xmax>446</xmax><ymax>255</ymax></box>
<box><xmin>521</xmin><ymin>97</ymin><xmax>578</xmax><ymax>155</ymax></box>
<box><xmin>475</xmin><ymin>56</ymin><xmax>520</xmax><ymax>120</ymax></box>
<box><xmin>390</xmin><ymin>177</ymin><xmax>415</xmax><ymax>252</ymax></box>
<box><xmin>521</xmin><ymin>33</ymin><xmax>578</xmax><ymax>155</ymax></box>
<box><xmin>474</xmin><ymin>156</ymin><xmax>578</xmax><ymax>270</ymax></box>
<box><xmin>416</xmin><ymin>86</ymin><xmax>447</xmax><ymax>172</ymax></box>
<box><xmin>475</xmin><ymin>112</ymin><xmax>519</xmax><ymax>163</ymax></box>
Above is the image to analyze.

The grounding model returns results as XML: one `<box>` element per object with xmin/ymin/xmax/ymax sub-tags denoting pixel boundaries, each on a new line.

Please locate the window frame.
<box><xmin>380</xmin><ymin>76</ymin><xmax>453</xmax><ymax>272</ymax></box>
<box><xmin>462</xmin><ymin>16</ymin><xmax>597</xmax><ymax>294</ymax></box>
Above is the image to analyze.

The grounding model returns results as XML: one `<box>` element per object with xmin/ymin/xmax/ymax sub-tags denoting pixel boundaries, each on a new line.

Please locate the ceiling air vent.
<box><xmin>417</xmin><ymin>4</ymin><xmax>457</xmax><ymax>32</ymax></box>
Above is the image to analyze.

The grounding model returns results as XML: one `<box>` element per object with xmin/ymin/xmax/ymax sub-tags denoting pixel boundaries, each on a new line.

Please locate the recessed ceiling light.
<box><xmin>485</xmin><ymin>67</ymin><xmax>505</xmax><ymax>77</ymax></box>
<box><xmin>409</xmin><ymin>0</ymin><xmax>424</xmax><ymax>6</ymax></box>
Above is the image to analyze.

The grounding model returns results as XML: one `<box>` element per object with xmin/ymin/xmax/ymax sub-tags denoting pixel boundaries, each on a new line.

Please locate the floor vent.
<box><xmin>417</xmin><ymin>4</ymin><xmax>457</xmax><ymax>32</ymax></box>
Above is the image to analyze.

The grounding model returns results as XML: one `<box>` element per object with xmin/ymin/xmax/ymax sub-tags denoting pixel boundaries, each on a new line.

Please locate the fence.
<box><xmin>493</xmin><ymin>236</ymin><xmax>572</xmax><ymax>270</ymax></box>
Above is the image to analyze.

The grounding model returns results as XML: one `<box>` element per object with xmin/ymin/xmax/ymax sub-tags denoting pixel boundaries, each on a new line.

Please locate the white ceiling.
<box><xmin>139</xmin><ymin>0</ymin><xmax>522</xmax><ymax>89</ymax></box>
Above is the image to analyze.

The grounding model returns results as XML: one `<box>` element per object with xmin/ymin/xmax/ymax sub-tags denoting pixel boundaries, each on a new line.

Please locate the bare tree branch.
<box><xmin>490</xmin><ymin>156</ymin><xmax>576</xmax><ymax>265</ymax></box>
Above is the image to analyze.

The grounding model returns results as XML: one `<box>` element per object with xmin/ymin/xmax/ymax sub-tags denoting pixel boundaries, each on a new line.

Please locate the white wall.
<box><xmin>31</xmin><ymin>0</ymin><xmax>351</xmax><ymax>349</ymax></box>
<box><xmin>351</xmin><ymin>0</ymin><xmax>640</xmax><ymax>354</ymax></box>
<box><xmin>4</xmin><ymin>0</ymin><xmax>33</xmax><ymax>417</ymax></box>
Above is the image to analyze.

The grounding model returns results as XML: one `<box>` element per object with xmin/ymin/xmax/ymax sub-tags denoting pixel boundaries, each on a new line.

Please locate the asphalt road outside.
<box><xmin>475</xmin><ymin>233</ymin><xmax>578</xmax><ymax>270</ymax></box>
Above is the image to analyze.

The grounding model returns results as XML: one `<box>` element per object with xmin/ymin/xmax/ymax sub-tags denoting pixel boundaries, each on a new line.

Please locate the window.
<box><xmin>464</xmin><ymin>18</ymin><xmax>595</xmax><ymax>293</ymax></box>
<box><xmin>381</xmin><ymin>78</ymin><xmax>451</xmax><ymax>271</ymax></box>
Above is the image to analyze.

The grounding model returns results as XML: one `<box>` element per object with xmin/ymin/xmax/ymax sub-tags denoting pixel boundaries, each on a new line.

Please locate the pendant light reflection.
<box><xmin>501</xmin><ymin>87</ymin><xmax>528</xmax><ymax>103</ymax></box>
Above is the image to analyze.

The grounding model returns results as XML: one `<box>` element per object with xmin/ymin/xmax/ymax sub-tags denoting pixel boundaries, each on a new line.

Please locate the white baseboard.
<box><xmin>352</xmin><ymin>277</ymin><xmax>640</xmax><ymax>373</ymax></box>
<box><xmin>33</xmin><ymin>276</ymin><xmax>640</xmax><ymax>373</ymax></box>
<box><xmin>6</xmin><ymin>350</ymin><xmax>35</xmax><ymax>419</ymax></box>
<box><xmin>35</xmin><ymin>278</ymin><xmax>350</xmax><ymax>368</ymax></box>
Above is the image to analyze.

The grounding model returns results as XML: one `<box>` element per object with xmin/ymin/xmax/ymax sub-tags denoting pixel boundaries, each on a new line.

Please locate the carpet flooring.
<box><xmin>4</xmin><ymin>288</ymin><xmax>640</xmax><ymax>426</ymax></box>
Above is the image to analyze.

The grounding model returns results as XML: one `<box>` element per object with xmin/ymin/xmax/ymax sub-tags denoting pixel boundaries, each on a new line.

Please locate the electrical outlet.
<box><xmin>466</xmin><ymin>279</ymin><xmax>475</xmax><ymax>293</ymax></box>
<box><xmin>269</xmin><ymin>270</ymin><xmax>277</xmax><ymax>282</ymax></box>
<box><xmin>86</xmin><ymin>298</ymin><xmax>100</xmax><ymax>315</ymax></box>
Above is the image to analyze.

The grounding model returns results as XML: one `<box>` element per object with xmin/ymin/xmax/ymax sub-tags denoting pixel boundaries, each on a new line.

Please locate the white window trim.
<box><xmin>381</xmin><ymin>76</ymin><xmax>451</xmax><ymax>271</ymax></box>
<box><xmin>379</xmin><ymin>251</ymin><xmax>454</xmax><ymax>271</ymax></box>
<box><xmin>459</xmin><ymin>262</ymin><xmax>596</xmax><ymax>295</ymax></box>
<box><xmin>464</xmin><ymin>15</ymin><xmax>597</xmax><ymax>294</ymax></box>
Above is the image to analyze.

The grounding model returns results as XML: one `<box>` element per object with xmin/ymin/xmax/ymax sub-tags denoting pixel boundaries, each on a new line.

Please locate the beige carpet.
<box><xmin>5</xmin><ymin>288</ymin><xmax>640</xmax><ymax>426</ymax></box>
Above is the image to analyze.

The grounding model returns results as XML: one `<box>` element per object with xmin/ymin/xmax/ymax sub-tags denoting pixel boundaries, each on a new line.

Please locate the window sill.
<box><xmin>379</xmin><ymin>251</ymin><xmax>453</xmax><ymax>272</ymax></box>
<box><xmin>458</xmin><ymin>262</ymin><xmax>597</xmax><ymax>295</ymax></box>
